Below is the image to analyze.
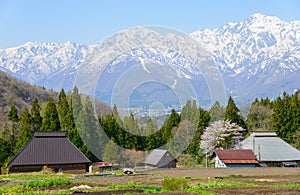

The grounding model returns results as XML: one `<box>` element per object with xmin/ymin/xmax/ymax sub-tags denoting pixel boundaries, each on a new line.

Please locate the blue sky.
<box><xmin>1</xmin><ymin>0</ymin><xmax>300</xmax><ymax>49</ymax></box>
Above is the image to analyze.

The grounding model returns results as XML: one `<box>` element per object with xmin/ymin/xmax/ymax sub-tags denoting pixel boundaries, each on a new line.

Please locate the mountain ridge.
<box><xmin>0</xmin><ymin>13</ymin><xmax>299</xmax><ymax>105</ymax></box>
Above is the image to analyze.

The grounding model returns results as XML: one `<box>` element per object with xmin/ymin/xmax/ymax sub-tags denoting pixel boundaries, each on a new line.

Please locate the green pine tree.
<box><xmin>209</xmin><ymin>101</ymin><xmax>225</xmax><ymax>122</ymax></box>
<box><xmin>7</xmin><ymin>104</ymin><xmax>19</xmax><ymax>147</ymax></box>
<box><xmin>162</xmin><ymin>109</ymin><xmax>180</xmax><ymax>142</ymax></box>
<box><xmin>72</xmin><ymin>86</ymin><xmax>83</xmax><ymax>119</ymax></box>
<box><xmin>180</xmin><ymin>100</ymin><xmax>199</xmax><ymax>125</ymax></box>
<box><xmin>0</xmin><ymin>138</ymin><xmax>12</xmax><ymax>169</ymax></box>
<box><xmin>225</xmin><ymin>96</ymin><xmax>247</xmax><ymax>130</ymax></box>
<box><xmin>57</xmin><ymin>89</ymin><xmax>70</xmax><ymax>130</ymax></box>
<box><xmin>15</xmin><ymin>107</ymin><xmax>33</xmax><ymax>152</ymax></box>
<box><xmin>40</xmin><ymin>97</ymin><xmax>61</xmax><ymax>131</ymax></box>
<box><xmin>289</xmin><ymin>91</ymin><xmax>300</xmax><ymax>145</ymax></box>
<box><xmin>31</xmin><ymin>98</ymin><xmax>42</xmax><ymax>131</ymax></box>
<box><xmin>1</xmin><ymin>123</ymin><xmax>10</xmax><ymax>141</ymax></box>
<box><xmin>123</xmin><ymin>113</ymin><xmax>139</xmax><ymax>149</ymax></box>
<box><xmin>76</xmin><ymin>96</ymin><xmax>102</xmax><ymax>160</ymax></box>
<box><xmin>80</xmin><ymin>144</ymin><xmax>100</xmax><ymax>162</ymax></box>
<box><xmin>187</xmin><ymin>107</ymin><xmax>210</xmax><ymax>159</ymax></box>
<box><xmin>112</xmin><ymin>104</ymin><xmax>123</xmax><ymax>127</ymax></box>
<box><xmin>100</xmin><ymin>113</ymin><xmax>121</xmax><ymax>146</ymax></box>
<box><xmin>8</xmin><ymin>103</ymin><xmax>19</xmax><ymax>122</ymax></box>
<box><xmin>272</xmin><ymin>91</ymin><xmax>300</xmax><ymax>145</ymax></box>
<box><xmin>66</xmin><ymin>97</ymin><xmax>84</xmax><ymax>149</ymax></box>
<box><xmin>145</xmin><ymin>118</ymin><xmax>158</xmax><ymax>150</ymax></box>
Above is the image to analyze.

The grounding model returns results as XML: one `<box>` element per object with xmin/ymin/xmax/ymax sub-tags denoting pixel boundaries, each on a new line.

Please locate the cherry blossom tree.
<box><xmin>200</xmin><ymin>120</ymin><xmax>245</xmax><ymax>156</ymax></box>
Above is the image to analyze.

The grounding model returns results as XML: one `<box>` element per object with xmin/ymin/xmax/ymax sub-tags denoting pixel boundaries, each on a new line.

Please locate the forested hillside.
<box><xmin>0</xmin><ymin>68</ymin><xmax>299</xmax><ymax>170</ymax></box>
<box><xmin>0</xmin><ymin>70</ymin><xmax>57</xmax><ymax>129</ymax></box>
<box><xmin>0</xmin><ymin>71</ymin><xmax>112</xmax><ymax>171</ymax></box>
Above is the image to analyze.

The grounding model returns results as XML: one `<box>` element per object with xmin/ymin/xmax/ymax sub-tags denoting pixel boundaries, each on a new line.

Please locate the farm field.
<box><xmin>0</xmin><ymin>168</ymin><xmax>299</xmax><ymax>194</ymax></box>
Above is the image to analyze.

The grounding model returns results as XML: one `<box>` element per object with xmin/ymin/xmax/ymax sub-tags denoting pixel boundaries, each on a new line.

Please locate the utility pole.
<box><xmin>205</xmin><ymin>152</ymin><xmax>208</xmax><ymax>168</ymax></box>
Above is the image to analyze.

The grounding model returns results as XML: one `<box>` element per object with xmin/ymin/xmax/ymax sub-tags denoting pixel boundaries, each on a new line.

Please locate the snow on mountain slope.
<box><xmin>0</xmin><ymin>41</ymin><xmax>91</xmax><ymax>84</ymax></box>
<box><xmin>74</xmin><ymin>26</ymin><xmax>219</xmax><ymax>106</ymax></box>
<box><xmin>0</xmin><ymin>13</ymin><xmax>299</xmax><ymax>104</ymax></box>
<box><xmin>190</xmin><ymin>13</ymin><xmax>300</xmax><ymax>76</ymax></box>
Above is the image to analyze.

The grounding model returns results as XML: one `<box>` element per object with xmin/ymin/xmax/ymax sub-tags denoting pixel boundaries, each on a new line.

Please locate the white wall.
<box><xmin>215</xmin><ymin>155</ymin><xmax>227</xmax><ymax>168</ymax></box>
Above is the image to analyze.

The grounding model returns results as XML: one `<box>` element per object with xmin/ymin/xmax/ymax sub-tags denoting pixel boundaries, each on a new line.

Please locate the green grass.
<box><xmin>0</xmin><ymin>172</ymin><xmax>71</xmax><ymax>181</ymax></box>
<box><xmin>0</xmin><ymin>173</ymin><xmax>71</xmax><ymax>194</ymax></box>
<box><xmin>1</xmin><ymin>171</ymin><xmax>299</xmax><ymax>195</ymax></box>
<box><xmin>272</xmin><ymin>183</ymin><xmax>300</xmax><ymax>189</ymax></box>
<box><xmin>21</xmin><ymin>178</ymin><xmax>70</xmax><ymax>188</ymax></box>
<box><xmin>106</xmin><ymin>181</ymin><xmax>161</xmax><ymax>193</ymax></box>
<box><xmin>183</xmin><ymin>177</ymin><xmax>259</xmax><ymax>194</ymax></box>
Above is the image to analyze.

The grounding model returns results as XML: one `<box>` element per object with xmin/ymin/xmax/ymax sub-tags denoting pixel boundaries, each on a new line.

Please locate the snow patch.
<box><xmin>172</xmin><ymin>79</ymin><xmax>177</xmax><ymax>88</ymax></box>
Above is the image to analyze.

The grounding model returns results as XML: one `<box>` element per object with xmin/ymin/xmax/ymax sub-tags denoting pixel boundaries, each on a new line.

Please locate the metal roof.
<box><xmin>241</xmin><ymin>132</ymin><xmax>300</xmax><ymax>162</ymax></box>
<box><xmin>145</xmin><ymin>149</ymin><xmax>171</xmax><ymax>166</ymax></box>
<box><xmin>222</xmin><ymin>160</ymin><xmax>258</xmax><ymax>164</ymax></box>
<box><xmin>34</xmin><ymin>131</ymin><xmax>66</xmax><ymax>137</ymax></box>
<box><xmin>215</xmin><ymin>149</ymin><xmax>258</xmax><ymax>164</ymax></box>
<box><xmin>9</xmin><ymin>132</ymin><xmax>91</xmax><ymax>166</ymax></box>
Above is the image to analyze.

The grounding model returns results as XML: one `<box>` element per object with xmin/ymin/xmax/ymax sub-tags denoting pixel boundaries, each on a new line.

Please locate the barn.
<box><xmin>145</xmin><ymin>149</ymin><xmax>176</xmax><ymax>168</ymax></box>
<box><xmin>8</xmin><ymin>132</ymin><xmax>91</xmax><ymax>173</ymax></box>
<box><xmin>214</xmin><ymin>149</ymin><xmax>258</xmax><ymax>168</ymax></box>
<box><xmin>241</xmin><ymin>131</ymin><xmax>300</xmax><ymax>167</ymax></box>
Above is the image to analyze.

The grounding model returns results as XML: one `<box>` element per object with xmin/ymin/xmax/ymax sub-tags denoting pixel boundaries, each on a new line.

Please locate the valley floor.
<box><xmin>0</xmin><ymin>168</ymin><xmax>299</xmax><ymax>194</ymax></box>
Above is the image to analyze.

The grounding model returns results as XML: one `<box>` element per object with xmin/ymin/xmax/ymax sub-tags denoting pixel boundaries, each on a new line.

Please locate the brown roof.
<box><xmin>34</xmin><ymin>131</ymin><xmax>67</xmax><ymax>137</ymax></box>
<box><xmin>215</xmin><ymin>149</ymin><xmax>258</xmax><ymax>164</ymax></box>
<box><xmin>9</xmin><ymin>132</ymin><xmax>91</xmax><ymax>166</ymax></box>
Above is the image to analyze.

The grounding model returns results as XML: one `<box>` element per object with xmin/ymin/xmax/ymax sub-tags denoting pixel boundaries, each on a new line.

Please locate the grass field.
<box><xmin>0</xmin><ymin>168</ymin><xmax>299</xmax><ymax>194</ymax></box>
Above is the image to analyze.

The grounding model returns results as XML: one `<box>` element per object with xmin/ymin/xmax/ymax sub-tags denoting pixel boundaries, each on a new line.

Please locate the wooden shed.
<box><xmin>214</xmin><ymin>149</ymin><xmax>258</xmax><ymax>168</ymax></box>
<box><xmin>8</xmin><ymin>132</ymin><xmax>91</xmax><ymax>173</ymax></box>
<box><xmin>145</xmin><ymin>149</ymin><xmax>176</xmax><ymax>168</ymax></box>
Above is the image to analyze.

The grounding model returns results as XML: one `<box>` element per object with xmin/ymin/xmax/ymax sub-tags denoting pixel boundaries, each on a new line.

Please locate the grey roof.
<box><xmin>9</xmin><ymin>131</ymin><xmax>91</xmax><ymax>166</ymax></box>
<box><xmin>145</xmin><ymin>149</ymin><xmax>170</xmax><ymax>166</ymax></box>
<box><xmin>241</xmin><ymin>132</ymin><xmax>300</xmax><ymax>162</ymax></box>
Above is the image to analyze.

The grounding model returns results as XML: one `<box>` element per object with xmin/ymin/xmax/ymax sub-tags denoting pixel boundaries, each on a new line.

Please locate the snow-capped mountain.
<box><xmin>190</xmin><ymin>13</ymin><xmax>300</xmax><ymax>102</ymax></box>
<box><xmin>190</xmin><ymin>13</ymin><xmax>300</xmax><ymax>75</ymax></box>
<box><xmin>74</xmin><ymin>26</ymin><xmax>219</xmax><ymax>107</ymax></box>
<box><xmin>0</xmin><ymin>41</ymin><xmax>91</xmax><ymax>87</ymax></box>
<box><xmin>0</xmin><ymin>13</ymin><xmax>299</xmax><ymax>105</ymax></box>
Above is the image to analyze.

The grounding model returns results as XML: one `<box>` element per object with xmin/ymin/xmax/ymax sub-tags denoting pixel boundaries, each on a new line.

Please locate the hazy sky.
<box><xmin>1</xmin><ymin>0</ymin><xmax>300</xmax><ymax>49</ymax></box>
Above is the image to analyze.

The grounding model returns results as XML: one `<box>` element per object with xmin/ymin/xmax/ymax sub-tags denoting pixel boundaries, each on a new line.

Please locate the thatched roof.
<box><xmin>9</xmin><ymin>132</ymin><xmax>90</xmax><ymax>166</ymax></box>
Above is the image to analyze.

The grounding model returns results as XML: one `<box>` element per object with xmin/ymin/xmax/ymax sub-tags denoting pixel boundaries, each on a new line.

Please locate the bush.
<box><xmin>162</xmin><ymin>177</ymin><xmax>187</xmax><ymax>191</ymax></box>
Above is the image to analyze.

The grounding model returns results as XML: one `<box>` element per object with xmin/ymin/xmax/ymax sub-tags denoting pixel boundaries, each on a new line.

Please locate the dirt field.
<box><xmin>1</xmin><ymin>168</ymin><xmax>299</xmax><ymax>194</ymax></box>
<box><xmin>145</xmin><ymin>167</ymin><xmax>300</xmax><ymax>177</ymax></box>
<box><xmin>73</xmin><ymin>168</ymin><xmax>300</xmax><ymax>195</ymax></box>
<box><xmin>209</xmin><ymin>187</ymin><xmax>300</xmax><ymax>195</ymax></box>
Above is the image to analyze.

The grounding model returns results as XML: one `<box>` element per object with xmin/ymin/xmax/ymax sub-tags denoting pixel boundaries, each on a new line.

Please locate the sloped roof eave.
<box><xmin>145</xmin><ymin>149</ymin><xmax>171</xmax><ymax>166</ymax></box>
<box><xmin>9</xmin><ymin>132</ymin><xmax>91</xmax><ymax>166</ymax></box>
<box><xmin>241</xmin><ymin>132</ymin><xmax>300</xmax><ymax>161</ymax></box>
